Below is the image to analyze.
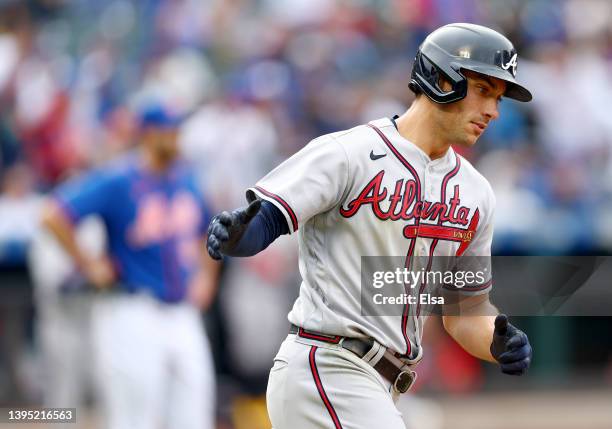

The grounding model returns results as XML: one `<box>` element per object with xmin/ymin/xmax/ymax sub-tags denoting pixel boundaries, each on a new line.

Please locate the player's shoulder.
<box><xmin>69</xmin><ymin>153</ymin><xmax>131</xmax><ymax>181</ymax></box>
<box><xmin>96</xmin><ymin>152</ymin><xmax>139</xmax><ymax>181</ymax></box>
<box><xmin>455</xmin><ymin>152</ymin><xmax>496</xmax><ymax>205</ymax></box>
<box><xmin>314</xmin><ymin>119</ymin><xmax>385</xmax><ymax>148</ymax></box>
<box><xmin>54</xmin><ymin>154</ymin><xmax>134</xmax><ymax>199</ymax></box>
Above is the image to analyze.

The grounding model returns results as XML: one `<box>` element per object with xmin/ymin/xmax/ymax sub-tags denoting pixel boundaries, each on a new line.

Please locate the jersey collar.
<box><xmin>369</xmin><ymin>117</ymin><xmax>456</xmax><ymax>171</ymax></box>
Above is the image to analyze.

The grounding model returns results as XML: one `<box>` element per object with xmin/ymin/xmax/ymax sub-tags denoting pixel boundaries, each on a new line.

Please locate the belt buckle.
<box><xmin>393</xmin><ymin>368</ymin><xmax>417</xmax><ymax>394</ymax></box>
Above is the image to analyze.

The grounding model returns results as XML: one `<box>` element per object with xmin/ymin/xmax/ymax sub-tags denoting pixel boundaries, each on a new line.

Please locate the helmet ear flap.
<box><xmin>419</xmin><ymin>54</ymin><xmax>439</xmax><ymax>89</ymax></box>
<box><xmin>410</xmin><ymin>50</ymin><xmax>468</xmax><ymax>104</ymax></box>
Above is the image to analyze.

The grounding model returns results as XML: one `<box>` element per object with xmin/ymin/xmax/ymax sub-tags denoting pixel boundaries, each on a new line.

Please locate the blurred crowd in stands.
<box><xmin>2</xmin><ymin>0</ymin><xmax>612</xmax><ymax>257</ymax></box>
<box><xmin>1</xmin><ymin>0</ymin><xmax>612</xmax><ymax>427</ymax></box>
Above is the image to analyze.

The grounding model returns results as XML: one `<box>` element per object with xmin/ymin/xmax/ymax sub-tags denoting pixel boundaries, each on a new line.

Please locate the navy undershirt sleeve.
<box><xmin>229</xmin><ymin>200</ymin><xmax>290</xmax><ymax>256</ymax></box>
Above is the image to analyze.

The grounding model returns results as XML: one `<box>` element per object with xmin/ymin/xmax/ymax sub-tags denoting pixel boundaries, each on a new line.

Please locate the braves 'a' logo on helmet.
<box><xmin>501</xmin><ymin>53</ymin><xmax>518</xmax><ymax>77</ymax></box>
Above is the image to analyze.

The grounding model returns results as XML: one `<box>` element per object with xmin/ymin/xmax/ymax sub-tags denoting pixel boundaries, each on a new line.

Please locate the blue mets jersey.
<box><xmin>55</xmin><ymin>153</ymin><xmax>211</xmax><ymax>303</ymax></box>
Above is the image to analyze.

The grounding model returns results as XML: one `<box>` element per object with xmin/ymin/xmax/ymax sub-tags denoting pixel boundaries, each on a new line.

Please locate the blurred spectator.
<box><xmin>0</xmin><ymin>164</ymin><xmax>43</xmax><ymax>265</ymax></box>
<box><xmin>0</xmin><ymin>0</ymin><xmax>609</xmax><ymax>255</ymax></box>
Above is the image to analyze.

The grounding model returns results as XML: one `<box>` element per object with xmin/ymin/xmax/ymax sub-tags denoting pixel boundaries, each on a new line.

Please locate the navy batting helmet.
<box><xmin>409</xmin><ymin>23</ymin><xmax>532</xmax><ymax>104</ymax></box>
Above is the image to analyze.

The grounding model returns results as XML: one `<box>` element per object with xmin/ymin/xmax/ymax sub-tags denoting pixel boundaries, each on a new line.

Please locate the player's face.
<box><xmin>435</xmin><ymin>70</ymin><xmax>506</xmax><ymax>146</ymax></box>
<box><xmin>142</xmin><ymin>127</ymin><xmax>180</xmax><ymax>164</ymax></box>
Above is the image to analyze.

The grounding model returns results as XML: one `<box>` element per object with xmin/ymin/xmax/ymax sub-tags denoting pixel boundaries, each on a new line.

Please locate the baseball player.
<box><xmin>41</xmin><ymin>105</ymin><xmax>220</xmax><ymax>429</ymax></box>
<box><xmin>207</xmin><ymin>23</ymin><xmax>533</xmax><ymax>429</ymax></box>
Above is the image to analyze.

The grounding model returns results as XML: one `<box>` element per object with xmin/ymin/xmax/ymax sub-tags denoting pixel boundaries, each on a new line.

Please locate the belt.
<box><xmin>289</xmin><ymin>324</ymin><xmax>417</xmax><ymax>393</ymax></box>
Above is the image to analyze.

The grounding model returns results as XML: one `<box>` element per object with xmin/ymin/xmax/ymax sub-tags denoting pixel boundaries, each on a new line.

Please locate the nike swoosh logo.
<box><xmin>370</xmin><ymin>150</ymin><xmax>387</xmax><ymax>161</ymax></box>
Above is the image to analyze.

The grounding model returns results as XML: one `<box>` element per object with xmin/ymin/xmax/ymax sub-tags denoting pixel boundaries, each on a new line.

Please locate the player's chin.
<box><xmin>463</xmin><ymin>127</ymin><xmax>484</xmax><ymax>145</ymax></box>
<box><xmin>456</xmin><ymin>132</ymin><xmax>480</xmax><ymax>147</ymax></box>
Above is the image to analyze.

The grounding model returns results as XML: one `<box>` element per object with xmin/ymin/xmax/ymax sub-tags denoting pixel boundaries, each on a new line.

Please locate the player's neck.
<box><xmin>395</xmin><ymin>103</ymin><xmax>452</xmax><ymax>161</ymax></box>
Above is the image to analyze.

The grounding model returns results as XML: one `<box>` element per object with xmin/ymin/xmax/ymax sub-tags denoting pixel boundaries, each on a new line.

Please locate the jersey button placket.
<box><xmin>427</xmin><ymin>164</ymin><xmax>436</xmax><ymax>195</ymax></box>
<box><xmin>420</xmin><ymin>164</ymin><xmax>436</xmax><ymax>255</ymax></box>
<box><xmin>415</xmin><ymin>165</ymin><xmax>428</xmax><ymax>257</ymax></box>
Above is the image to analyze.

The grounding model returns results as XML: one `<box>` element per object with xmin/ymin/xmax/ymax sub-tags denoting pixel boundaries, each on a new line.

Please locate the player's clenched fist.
<box><xmin>207</xmin><ymin>199</ymin><xmax>261</xmax><ymax>260</ymax></box>
<box><xmin>490</xmin><ymin>314</ymin><xmax>532</xmax><ymax>376</ymax></box>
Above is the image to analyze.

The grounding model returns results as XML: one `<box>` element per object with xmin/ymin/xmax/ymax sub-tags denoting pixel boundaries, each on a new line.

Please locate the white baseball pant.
<box><xmin>266</xmin><ymin>334</ymin><xmax>407</xmax><ymax>429</ymax></box>
<box><xmin>91</xmin><ymin>291</ymin><xmax>215</xmax><ymax>429</ymax></box>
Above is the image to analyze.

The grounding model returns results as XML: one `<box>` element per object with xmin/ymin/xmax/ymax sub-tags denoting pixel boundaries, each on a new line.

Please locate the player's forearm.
<box><xmin>41</xmin><ymin>199</ymin><xmax>89</xmax><ymax>269</ymax></box>
<box><xmin>225</xmin><ymin>200</ymin><xmax>288</xmax><ymax>256</ymax></box>
<box><xmin>202</xmin><ymin>250</ymin><xmax>222</xmax><ymax>282</ymax></box>
<box><xmin>188</xmin><ymin>249</ymin><xmax>222</xmax><ymax>309</ymax></box>
<box><xmin>442</xmin><ymin>291</ymin><xmax>499</xmax><ymax>361</ymax></box>
<box><xmin>443</xmin><ymin>314</ymin><xmax>497</xmax><ymax>362</ymax></box>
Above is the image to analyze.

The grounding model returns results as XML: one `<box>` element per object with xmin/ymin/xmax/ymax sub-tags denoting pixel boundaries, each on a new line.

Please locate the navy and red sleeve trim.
<box><xmin>226</xmin><ymin>200</ymin><xmax>289</xmax><ymax>257</ymax></box>
<box><xmin>252</xmin><ymin>186</ymin><xmax>298</xmax><ymax>232</ymax></box>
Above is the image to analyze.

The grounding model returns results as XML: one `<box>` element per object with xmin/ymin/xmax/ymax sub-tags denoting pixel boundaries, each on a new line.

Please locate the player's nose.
<box><xmin>483</xmin><ymin>99</ymin><xmax>500</xmax><ymax>121</ymax></box>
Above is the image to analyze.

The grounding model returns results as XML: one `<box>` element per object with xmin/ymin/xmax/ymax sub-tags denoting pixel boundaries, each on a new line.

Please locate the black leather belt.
<box><xmin>289</xmin><ymin>324</ymin><xmax>417</xmax><ymax>393</ymax></box>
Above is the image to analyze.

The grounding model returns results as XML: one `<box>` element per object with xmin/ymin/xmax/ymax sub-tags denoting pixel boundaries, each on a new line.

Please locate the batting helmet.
<box><xmin>409</xmin><ymin>23</ymin><xmax>532</xmax><ymax>104</ymax></box>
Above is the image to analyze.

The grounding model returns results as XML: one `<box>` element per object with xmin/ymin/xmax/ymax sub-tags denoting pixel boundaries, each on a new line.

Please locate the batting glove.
<box><xmin>490</xmin><ymin>314</ymin><xmax>532</xmax><ymax>376</ymax></box>
<box><xmin>207</xmin><ymin>199</ymin><xmax>261</xmax><ymax>260</ymax></box>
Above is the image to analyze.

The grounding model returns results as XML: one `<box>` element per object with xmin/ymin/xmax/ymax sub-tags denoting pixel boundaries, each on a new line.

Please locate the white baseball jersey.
<box><xmin>247</xmin><ymin>117</ymin><xmax>494</xmax><ymax>360</ymax></box>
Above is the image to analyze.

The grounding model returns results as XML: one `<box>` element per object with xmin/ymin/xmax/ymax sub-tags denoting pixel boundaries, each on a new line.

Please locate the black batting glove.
<box><xmin>207</xmin><ymin>199</ymin><xmax>262</xmax><ymax>260</ymax></box>
<box><xmin>490</xmin><ymin>314</ymin><xmax>532</xmax><ymax>376</ymax></box>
